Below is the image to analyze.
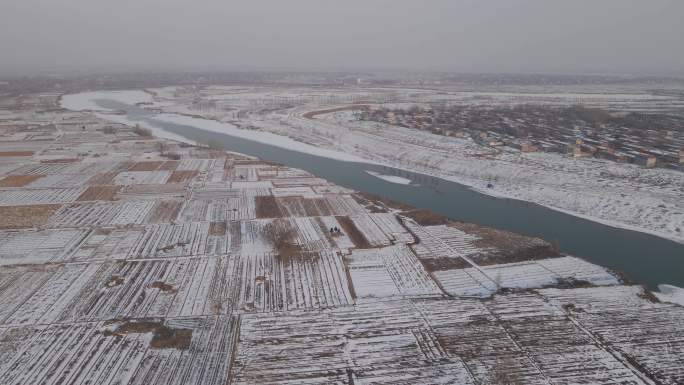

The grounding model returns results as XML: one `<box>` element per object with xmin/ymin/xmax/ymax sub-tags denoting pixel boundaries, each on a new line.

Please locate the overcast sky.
<box><xmin>1</xmin><ymin>0</ymin><xmax>683</xmax><ymax>75</ymax></box>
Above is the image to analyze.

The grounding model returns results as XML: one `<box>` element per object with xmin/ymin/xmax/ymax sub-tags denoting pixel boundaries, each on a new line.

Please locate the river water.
<box><xmin>96</xmin><ymin>99</ymin><xmax>684</xmax><ymax>289</ymax></box>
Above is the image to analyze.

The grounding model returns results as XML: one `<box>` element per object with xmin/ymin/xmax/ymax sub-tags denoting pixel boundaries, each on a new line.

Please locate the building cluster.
<box><xmin>362</xmin><ymin>105</ymin><xmax>684</xmax><ymax>170</ymax></box>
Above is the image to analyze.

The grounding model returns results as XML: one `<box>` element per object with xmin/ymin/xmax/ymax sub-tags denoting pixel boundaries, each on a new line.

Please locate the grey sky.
<box><xmin>1</xmin><ymin>0</ymin><xmax>683</xmax><ymax>75</ymax></box>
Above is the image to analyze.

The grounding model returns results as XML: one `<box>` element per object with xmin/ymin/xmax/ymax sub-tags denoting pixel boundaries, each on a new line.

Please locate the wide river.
<box><xmin>96</xmin><ymin>99</ymin><xmax>684</xmax><ymax>290</ymax></box>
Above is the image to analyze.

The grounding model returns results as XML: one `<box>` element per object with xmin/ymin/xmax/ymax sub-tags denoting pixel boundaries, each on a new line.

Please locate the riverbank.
<box><xmin>64</xmin><ymin>87</ymin><xmax>684</xmax><ymax>245</ymax></box>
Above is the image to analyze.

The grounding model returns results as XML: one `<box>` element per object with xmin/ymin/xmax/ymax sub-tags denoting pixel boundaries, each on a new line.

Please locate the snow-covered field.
<box><xmin>0</xmin><ymin>89</ymin><xmax>682</xmax><ymax>384</ymax></box>
<box><xmin>80</xmin><ymin>85</ymin><xmax>682</xmax><ymax>245</ymax></box>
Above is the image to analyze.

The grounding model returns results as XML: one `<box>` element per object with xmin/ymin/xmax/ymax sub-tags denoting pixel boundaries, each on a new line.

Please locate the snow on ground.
<box><xmin>60</xmin><ymin>90</ymin><xmax>152</xmax><ymax>111</ymax></box>
<box><xmin>152</xmin><ymin>113</ymin><xmax>373</xmax><ymax>163</ymax></box>
<box><xmin>2</xmin><ymin>90</ymin><xmax>683</xmax><ymax>384</ymax></box>
<box><xmin>365</xmin><ymin>170</ymin><xmax>413</xmax><ymax>185</ymax></box>
<box><xmin>656</xmin><ymin>284</ymin><xmax>684</xmax><ymax>306</ymax></box>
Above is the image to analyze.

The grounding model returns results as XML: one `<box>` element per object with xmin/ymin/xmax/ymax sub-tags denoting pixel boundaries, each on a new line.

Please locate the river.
<box><xmin>95</xmin><ymin>99</ymin><xmax>684</xmax><ymax>290</ymax></box>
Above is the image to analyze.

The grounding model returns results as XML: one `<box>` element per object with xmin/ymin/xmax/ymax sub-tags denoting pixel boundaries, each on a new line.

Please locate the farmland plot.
<box><xmin>24</xmin><ymin>172</ymin><xmax>94</xmax><ymax>188</ymax></box>
<box><xmin>0</xmin><ymin>187</ymin><xmax>86</xmax><ymax>205</ymax></box>
<box><xmin>0</xmin><ymin>254</ymin><xmax>354</xmax><ymax>323</ymax></box>
<box><xmin>47</xmin><ymin>200</ymin><xmax>156</xmax><ymax>228</ymax></box>
<box><xmin>118</xmin><ymin>183</ymin><xmax>188</xmax><ymax>200</ymax></box>
<box><xmin>0</xmin><ymin>204</ymin><xmax>61</xmax><ymax>229</ymax></box>
<box><xmin>178</xmin><ymin>199</ymin><xmax>216</xmax><ymax>222</ymax></box>
<box><xmin>232</xmin><ymin>299</ymin><xmax>475</xmax><ymax>384</ymax></box>
<box><xmin>347</xmin><ymin>245</ymin><xmax>441</xmax><ymax>299</ymax></box>
<box><xmin>0</xmin><ymin>228</ymin><xmax>89</xmax><ymax>265</ymax></box>
<box><xmin>406</xmin><ymin>220</ymin><xmax>481</xmax><ymax>262</ymax></box>
<box><xmin>114</xmin><ymin>171</ymin><xmax>171</xmax><ymax>185</ymax></box>
<box><xmin>346</xmin><ymin>214</ymin><xmax>396</xmax><ymax>247</ymax></box>
<box><xmin>433</xmin><ymin>256</ymin><xmax>619</xmax><ymax>297</ymax></box>
<box><xmin>0</xmin><ymin>316</ymin><xmax>239</xmax><ymax>385</ymax></box>
<box><xmin>69</xmin><ymin>228</ymin><xmax>146</xmax><ymax>261</ymax></box>
<box><xmin>570</xmin><ymin>303</ymin><xmax>684</xmax><ymax>385</ymax></box>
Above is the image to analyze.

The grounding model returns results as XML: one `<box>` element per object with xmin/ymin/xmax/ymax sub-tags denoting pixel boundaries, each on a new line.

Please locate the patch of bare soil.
<box><xmin>342</xmin><ymin>257</ymin><xmax>358</xmax><ymax>300</ymax></box>
<box><xmin>128</xmin><ymin>161</ymin><xmax>164</xmax><ymax>171</ymax></box>
<box><xmin>255</xmin><ymin>196</ymin><xmax>283</xmax><ymax>218</ymax></box>
<box><xmin>150</xmin><ymin>327</ymin><xmax>192</xmax><ymax>350</ymax></box>
<box><xmin>361</xmin><ymin>192</ymin><xmax>561</xmax><ymax>265</ymax></box>
<box><xmin>637</xmin><ymin>288</ymin><xmax>660</xmax><ymax>303</ymax></box>
<box><xmin>76</xmin><ymin>185</ymin><xmax>121</xmax><ymax>201</ymax></box>
<box><xmin>262</xmin><ymin>221</ymin><xmax>303</xmax><ymax>261</ymax></box>
<box><xmin>110</xmin><ymin>319</ymin><xmax>192</xmax><ymax>350</ymax></box>
<box><xmin>149</xmin><ymin>281</ymin><xmax>177</xmax><ymax>293</ymax></box>
<box><xmin>419</xmin><ymin>256</ymin><xmax>473</xmax><ymax>272</ymax></box>
<box><xmin>448</xmin><ymin>221</ymin><xmax>560</xmax><ymax>265</ymax></box>
<box><xmin>167</xmin><ymin>170</ymin><xmax>198</xmax><ymax>183</ymax></box>
<box><xmin>0</xmin><ymin>204</ymin><xmax>61</xmax><ymax>229</ymax></box>
<box><xmin>0</xmin><ymin>151</ymin><xmax>34</xmax><ymax>157</ymax></box>
<box><xmin>106</xmin><ymin>275</ymin><xmax>124</xmax><ymax>287</ymax></box>
<box><xmin>336</xmin><ymin>216</ymin><xmax>371</xmax><ymax>248</ymax></box>
<box><xmin>301</xmin><ymin>198</ymin><xmax>323</xmax><ymax>217</ymax></box>
<box><xmin>87</xmin><ymin>171</ymin><xmax>119</xmax><ymax>185</ymax></box>
<box><xmin>311</xmin><ymin>198</ymin><xmax>334</xmax><ymax>216</ymax></box>
<box><xmin>401</xmin><ymin>209</ymin><xmax>450</xmax><ymax>226</ymax></box>
<box><xmin>158</xmin><ymin>161</ymin><xmax>179</xmax><ymax>171</ymax></box>
<box><xmin>0</xmin><ymin>175</ymin><xmax>43</xmax><ymax>187</ymax></box>
<box><xmin>209</xmin><ymin>221</ymin><xmax>227</xmax><ymax>236</ymax></box>
<box><xmin>146</xmin><ymin>200</ymin><xmax>183</xmax><ymax>223</ymax></box>
<box><xmin>156</xmin><ymin>241</ymin><xmax>188</xmax><ymax>253</ymax></box>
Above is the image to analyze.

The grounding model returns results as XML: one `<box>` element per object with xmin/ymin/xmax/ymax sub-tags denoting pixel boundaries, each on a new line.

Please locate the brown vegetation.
<box><xmin>303</xmin><ymin>105</ymin><xmax>369</xmax><ymax>119</ymax></box>
<box><xmin>448</xmin><ymin>221</ymin><xmax>559</xmax><ymax>266</ymax></box>
<box><xmin>336</xmin><ymin>216</ymin><xmax>371</xmax><ymax>248</ymax></box>
<box><xmin>209</xmin><ymin>221</ymin><xmax>227</xmax><ymax>236</ymax></box>
<box><xmin>0</xmin><ymin>204</ymin><xmax>61</xmax><ymax>229</ymax></box>
<box><xmin>77</xmin><ymin>185</ymin><xmax>121</xmax><ymax>201</ymax></box>
<box><xmin>149</xmin><ymin>281</ymin><xmax>177</xmax><ymax>293</ymax></box>
<box><xmin>0</xmin><ymin>175</ymin><xmax>43</xmax><ymax>187</ymax></box>
<box><xmin>128</xmin><ymin>161</ymin><xmax>164</xmax><ymax>171</ymax></box>
<box><xmin>132</xmin><ymin>125</ymin><xmax>152</xmax><ymax>137</ymax></box>
<box><xmin>40</xmin><ymin>158</ymin><xmax>80</xmax><ymax>164</ymax></box>
<box><xmin>637</xmin><ymin>287</ymin><xmax>661</xmax><ymax>303</ymax></box>
<box><xmin>158</xmin><ymin>160</ymin><xmax>179</xmax><ymax>170</ymax></box>
<box><xmin>420</xmin><ymin>257</ymin><xmax>473</xmax><ymax>272</ymax></box>
<box><xmin>255</xmin><ymin>196</ymin><xmax>283</xmax><ymax>218</ymax></box>
<box><xmin>167</xmin><ymin>170</ymin><xmax>199</xmax><ymax>183</ymax></box>
<box><xmin>105</xmin><ymin>275</ymin><xmax>124</xmax><ymax>287</ymax></box>
<box><xmin>0</xmin><ymin>151</ymin><xmax>34</xmax><ymax>157</ymax></box>
<box><xmin>401</xmin><ymin>209</ymin><xmax>449</xmax><ymax>226</ymax></box>
<box><xmin>146</xmin><ymin>200</ymin><xmax>183</xmax><ymax>223</ymax></box>
<box><xmin>112</xmin><ymin>320</ymin><xmax>192</xmax><ymax>350</ymax></box>
<box><xmin>262</xmin><ymin>221</ymin><xmax>302</xmax><ymax>260</ymax></box>
<box><xmin>87</xmin><ymin>171</ymin><xmax>119</xmax><ymax>185</ymax></box>
<box><xmin>150</xmin><ymin>327</ymin><xmax>192</xmax><ymax>350</ymax></box>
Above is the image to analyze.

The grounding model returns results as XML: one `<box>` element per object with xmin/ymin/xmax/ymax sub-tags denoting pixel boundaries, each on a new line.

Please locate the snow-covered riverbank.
<box><xmin>61</xmin><ymin>88</ymin><xmax>684</xmax><ymax>245</ymax></box>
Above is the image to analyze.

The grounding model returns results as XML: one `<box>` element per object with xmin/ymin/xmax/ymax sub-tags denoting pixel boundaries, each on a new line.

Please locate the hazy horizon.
<box><xmin>2</xmin><ymin>0</ymin><xmax>683</xmax><ymax>77</ymax></box>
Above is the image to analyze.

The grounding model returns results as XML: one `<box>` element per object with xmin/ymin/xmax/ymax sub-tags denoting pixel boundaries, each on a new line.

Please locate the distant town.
<box><xmin>360</xmin><ymin>105</ymin><xmax>684</xmax><ymax>170</ymax></box>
